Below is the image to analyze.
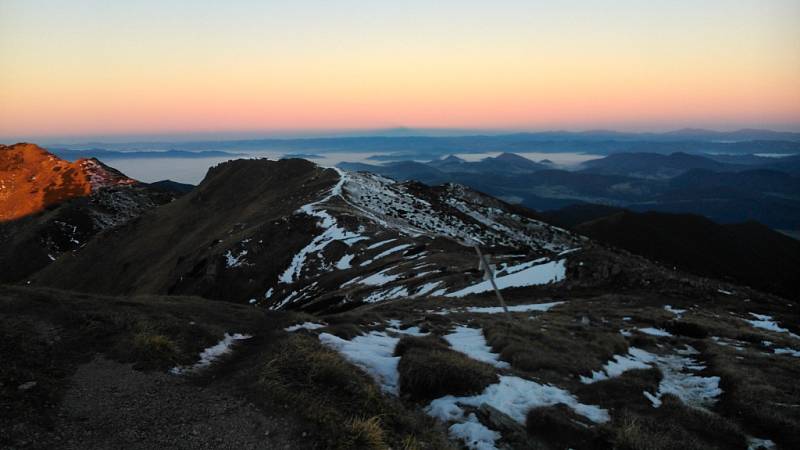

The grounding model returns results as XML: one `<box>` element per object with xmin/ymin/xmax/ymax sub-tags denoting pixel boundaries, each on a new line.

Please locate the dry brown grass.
<box><xmin>708</xmin><ymin>345</ymin><xmax>800</xmax><ymax>448</ymax></box>
<box><xmin>481</xmin><ymin>316</ymin><xmax>628</xmax><ymax>383</ymax></box>
<box><xmin>396</xmin><ymin>335</ymin><xmax>498</xmax><ymax>401</ymax></box>
<box><xmin>610</xmin><ymin>394</ymin><xmax>748</xmax><ymax>450</ymax></box>
<box><xmin>323</xmin><ymin>322</ymin><xmax>364</xmax><ymax>339</ymax></box>
<box><xmin>344</xmin><ymin>416</ymin><xmax>388</xmax><ymax>450</ymax></box>
<box><xmin>132</xmin><ymin>332</ymin><xmax>179</xmax><ymax>365</ymax></box>
<box><xmin>575</xmin><ymin>368</ymin><xmax>661</xmax><ymax>413</ymax></box>
<box><xmin>612</xmin><ymin>411</ymin><xmax>705</xmax><ymax>450</ymax></box>
<box><xmin>257</xmin><ymin>334</ymin><xmax>452</xmax><ymax>450</ymax></box>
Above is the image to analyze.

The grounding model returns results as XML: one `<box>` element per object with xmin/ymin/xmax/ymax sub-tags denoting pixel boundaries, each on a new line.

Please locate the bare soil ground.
<box><xmin>48</xmin><ymin>356</ymin><xmax>306</xmax><ymax>450</ymax></box>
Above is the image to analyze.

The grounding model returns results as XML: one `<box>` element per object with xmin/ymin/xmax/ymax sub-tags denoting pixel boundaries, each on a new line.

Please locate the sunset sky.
<box><xmin>1</xmin><ymin>0</ymin><xmax>799</xmax><ymax>140</ymax></box>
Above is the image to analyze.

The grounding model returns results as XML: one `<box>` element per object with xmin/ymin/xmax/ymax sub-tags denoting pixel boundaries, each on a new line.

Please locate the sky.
<box><xmin>1</xmin><ymin>0</ymin><xmax>799</xmax><ymax>140</ymax></box>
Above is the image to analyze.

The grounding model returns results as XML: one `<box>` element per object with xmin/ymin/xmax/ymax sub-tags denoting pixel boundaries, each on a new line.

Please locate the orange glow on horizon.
<box><xmin>1</xmin><ymin>1</ymin><xmax>799</xmax><ymax>138</ymax></box>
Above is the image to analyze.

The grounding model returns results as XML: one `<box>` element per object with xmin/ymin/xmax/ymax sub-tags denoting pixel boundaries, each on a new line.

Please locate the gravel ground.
<box><xmin>44</xmin><ymin>357</ymin><xmax>312</xmax><ymax>449</ymax></box>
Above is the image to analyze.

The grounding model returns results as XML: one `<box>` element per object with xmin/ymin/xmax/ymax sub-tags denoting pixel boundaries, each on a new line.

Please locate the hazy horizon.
<box><xmin>5</xmin><ymin>125</ymin><xmax>800</xmax><ymax>146</ymax></box>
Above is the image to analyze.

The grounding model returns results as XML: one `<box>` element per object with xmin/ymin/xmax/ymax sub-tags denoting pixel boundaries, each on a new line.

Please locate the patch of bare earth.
<box><xmin>48</xmin><ymin>357</ymin><xmax>310</xmax><ymax>450</ymax></box>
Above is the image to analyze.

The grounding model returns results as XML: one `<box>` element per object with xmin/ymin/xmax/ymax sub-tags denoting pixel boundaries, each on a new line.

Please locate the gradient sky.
<box><xmin>1</xmin><ymin>0</ymin><xmax>799</xmax><ymax>140</ymax></box>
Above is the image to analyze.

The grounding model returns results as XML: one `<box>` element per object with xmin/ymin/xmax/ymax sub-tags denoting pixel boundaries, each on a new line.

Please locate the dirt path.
<box><xmin>47</xmin><ymin>357</ymin><xmax>311</xmax><ymax>450</ymax></box>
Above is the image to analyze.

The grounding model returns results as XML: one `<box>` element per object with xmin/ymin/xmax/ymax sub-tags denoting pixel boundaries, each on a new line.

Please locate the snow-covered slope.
<box><xmin>259</xmin><ymin>168</ymin><xmax>583</xmax><ymax>311</ymax></box>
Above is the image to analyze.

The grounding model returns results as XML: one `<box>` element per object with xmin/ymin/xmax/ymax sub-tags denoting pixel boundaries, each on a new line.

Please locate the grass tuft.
<box><xmin>132</xmin><ymin>332</ymin><xmax>179</xmax><ymax>366</ymax></box>
<box><xmin>343</xmin><ymin>416</ymin><xmax>387</xmax><ymax>450</ymax></box>
<box><xmin>397</xmin><ymin>343</ymin><xmax>498</xmax><ymax>401</ymax></box>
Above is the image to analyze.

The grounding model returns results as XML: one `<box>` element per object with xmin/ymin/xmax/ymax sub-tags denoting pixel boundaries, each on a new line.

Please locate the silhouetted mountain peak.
<box><xmin>493</xmin><ymin>152</ymin><xmax>533</xmax><ymax>163</ymax></box>
<box><xmin>439</xmin><ymin>154</ymin><xmax>466</xmax><ymax>163</ymax></box>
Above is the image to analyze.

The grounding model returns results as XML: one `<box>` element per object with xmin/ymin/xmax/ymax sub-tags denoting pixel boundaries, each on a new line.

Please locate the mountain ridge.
<box><xmin>34</xmin><ymin>157</ymin><xmax>596</xmax><ymax>312</ymax></box>
<box><xmin>0</xmin><ymin>143</ymin><xmax>138</xmax><ymax>221</ymax></box>
<box><xmin>0</xmin><ymin>144</ymin><xmax>183</xmax><ymax>282</ymax></box>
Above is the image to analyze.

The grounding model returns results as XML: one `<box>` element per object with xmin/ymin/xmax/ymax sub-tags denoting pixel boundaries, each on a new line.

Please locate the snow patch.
<box><xmin>363</xmin><ymin>286</ymin><xmax>409</xmax><ymax>303</ymax></box>
<box><xmin>285</xmin><ymin>322</ymin><xmax>327</xmax><ymax>332</ymax></box>
<box><xmin>170</xmin><ymin>333</ymin><xmax>252</xmax><ymax>375</ymax></box>
<box><xmin>413</xmin><ymin>281</ymin><xmax>444</xmax><ymax>298</ymax></box>
<box><xmin>366</xmin><ymin>238</ymin><xmax>397</xmax><ymax>250</ymax></box>
<box><xmin>360</xmin><ymin>244</ymin><xmax>412</xmax><ymax>266</ymax></box>
<box><xmin>664</xmin><ymin>305</ymin><xmax>687</xmax><ymax>318</ymax></box>
<box><xmin>644</xmin><ymin>346</ymin><xmax>721</xmax><ymax>409</ymax></box>
<box><xmin>711</xmin><ymin>336</ymin><xmax>746</xmax><ymax>351</ymax></box>
<box><xmin>582</xmin><ymin>345</ymin><xmax>721</xmax><ymax>409</ymax></box>
<box><xmin>448</xmin><ymin>413</ymin><xmax>501</xmax><ymax>450</ymax></box>
<box><xmin>319</xmin><ymin>325</ymin><xmax>428</xmax><ymax>395</ymax></box>
<box><xmin>443</xmin><ymin>326</ymin><xmax>509</xmax><ymax>369</ymax></box>
<box><xmin>335</xmin><ymin>254</ymin><xmax>355</xmax><ymax>270</ymax></box>
<box><xmin>746</xmin><ymin>313</ymin><xmax>800</xmax><ymax>339</ymax></box>
<box><xmin>747</xmin><ymin>436</ymin><xmax>777</xmax><ymax>450</ymax></box>
<box><xmin>580</xmin><ymin>347</ymin><xmax>656</xmax><ymax>384</ymax></box>
<box><xmin>426</xmin><ymin>376</ymin><xmax>610</xmax><ymax>426</ymax></box>
<box><xmin>446</xmin><ymin>260</ymin><xmax>566</xmax><ymax>297</ymax></box>
<box><xmin>638</xmin><ymin>327</ymin><xmax>673</xmax><ymax>337</ymax></box>
<box><xmin>773</xmin><ymin>347</ymin><xmax>800</xmax><ymax>357</ymax></box>
<box><xmin>224</xmin><ymin>249</ymin><xmax>249</xmax><ymax>268</ymax></box>
<box><xmin>344</xmin><ymin>266</ymin><xmax>402</xmax><ymax>287</ymax></box>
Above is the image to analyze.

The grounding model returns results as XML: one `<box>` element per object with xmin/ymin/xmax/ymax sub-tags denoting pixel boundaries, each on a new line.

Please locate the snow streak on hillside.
<box><xmin>270</xmin><ymin>168</ymin><xmax>578</xmax><ymax>310</ymax></box>
<box><xmin>279</xmin><ymin>169</ymin><xmax>368</xmax><ymax>284</ymax></box>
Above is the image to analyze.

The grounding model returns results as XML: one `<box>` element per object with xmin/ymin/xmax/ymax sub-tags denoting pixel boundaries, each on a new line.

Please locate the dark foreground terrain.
<box><xmin>3</xmin><ymin>276</ymin><xmax>799</xmax><ymax>449</ymax></box>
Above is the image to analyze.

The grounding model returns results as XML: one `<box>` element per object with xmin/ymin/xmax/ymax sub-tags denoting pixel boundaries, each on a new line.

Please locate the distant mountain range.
<box><xmin>580</xmin><ymin>152</ymin><xmax>731</xmax><ymax>178</ymax></box>
<box><xmin>48</xmin><ymin>148</ymin><xmax>244</xmax><ymax>161</ymax></box>
<box><xmin>337</xmin><ymin>152</ymin><xmax>800</xmax><ymax>230</ymax></box>
<box><xmin>38</xmin><ymin>128</ymin><xmax>800</xmax><ymax>159</ymax></box>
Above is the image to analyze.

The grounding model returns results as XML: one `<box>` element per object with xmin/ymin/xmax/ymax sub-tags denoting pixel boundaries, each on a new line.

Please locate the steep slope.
<box><xmin>568</xmin><ymin>210</ymin><xmax>800</xmax><ymax>299</ymax></box>
<box><xmin>33</xmin><ymin>158</ymin><xmax>338</xmax><ymax>300</ymax></box>
<box><xmin>0</xmin><ymin>143</ymin><xmax>137</xmax><ymax>221</ymax></box>
<box><xmin>0</xmin><ymin>144</ymin><xmax>182</xmax><ymax>282</ymax></box>
<box><xmin>0</xmin><ymin>185</ymin><xmax>179</xmax><ymax>283</ymax></box>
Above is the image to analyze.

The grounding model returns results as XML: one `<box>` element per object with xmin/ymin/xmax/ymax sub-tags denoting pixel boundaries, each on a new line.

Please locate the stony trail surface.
<box><xmin>43</xmin><ymin>357</ymin><xmax>311</xmax><ymax>450</ymax></box>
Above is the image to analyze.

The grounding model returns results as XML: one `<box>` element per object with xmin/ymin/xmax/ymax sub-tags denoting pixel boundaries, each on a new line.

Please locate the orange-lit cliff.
<box><xmin>0</xmin><ymin>143</ymin><xmax>137</xmax><ymax>221</ymax></box>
